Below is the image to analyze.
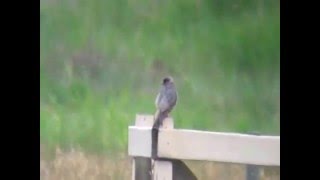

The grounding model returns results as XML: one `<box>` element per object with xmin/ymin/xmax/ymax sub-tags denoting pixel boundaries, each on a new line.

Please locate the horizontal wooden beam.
<box><xmin>128</xmin><ymin>127</ymin><xmax>152</xmax><ymax>157</ymax></box>
<box><xmin>128</xmin><ymin>126</ymin><xmax>280</xmax><ymax>166</ymax></box>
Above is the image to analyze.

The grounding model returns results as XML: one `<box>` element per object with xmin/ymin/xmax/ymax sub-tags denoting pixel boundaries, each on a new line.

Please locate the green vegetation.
<box><xmin>40</xmin><ymin>0</ymin><xmax>280</xmax><ymax>154</ymax></box>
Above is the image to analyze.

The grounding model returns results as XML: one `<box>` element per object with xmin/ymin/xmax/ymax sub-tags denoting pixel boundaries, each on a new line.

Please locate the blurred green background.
<box><xmin>40</xmin><ymin>0</ymin><xmax>280</xmax><ymax>154</ymax></box>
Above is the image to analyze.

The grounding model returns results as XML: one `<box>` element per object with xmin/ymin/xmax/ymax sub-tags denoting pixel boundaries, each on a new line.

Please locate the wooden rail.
<box><xmin>128</xmin><ymin>114</ymin><xmax>280</xmax><ymax>180</ymax></box>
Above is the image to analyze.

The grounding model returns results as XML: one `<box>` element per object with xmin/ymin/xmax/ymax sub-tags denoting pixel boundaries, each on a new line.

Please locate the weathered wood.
<box><xmin>128</xmin><ymin>127</ymin><xmax>280</xmax><ymax>166</ymax></box>
<box><xmin>131</xmin><ymin>115</ymin><xmax>153</xmax><ymax>180</ymax></box>
<box><xmin>129</xmin><ymin>115</ymin><xmax>279</xmax><ymax>180</ymax></box>
<box><xmin>153</xmin><ymin>160</ymin><xmax>173</xmax><ymax>180</ymax></box>
<box><xmin>246</xmin><ymin>132</ymin><xmax>261</xmax><ymax>180</ymax></box>
<box><xmin>129</xmin><ymin>127</ymin><xmax>152</xmax><ymax>157</ymax></box>
<box><xmin>152</xmin><ymin>116</ymin><xmax>174</xmax><ymax>158</ymax></box>
<box><xmin>135</xmin><ymin>114</ymin><xmax>154</xmax><ymax>127</ymax></box>
<box><xmin>152</xmin><ymin>116</ymin><xmax>174</xmax><ymax>180</ymax></box>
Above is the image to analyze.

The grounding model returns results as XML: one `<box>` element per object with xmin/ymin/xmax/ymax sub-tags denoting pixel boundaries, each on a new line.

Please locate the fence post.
<box><xmin>131</xmin><ymin>115</ymin><xmax>153</xmax><ymax>180</ymax></box>
<box><xmin>152</xmin><ymin>117</ymin><xmax>174</xmax><ymax>180</ymax></box>
<box><xmin>129</xmin><ymin>115</ymin><xmax>279</xmax><ymax>180</ymax></box>
<box><xmin>246</xmin><ymin>132</ymin><xmax>260</xmax><ymax>180</ymax></box>
<box><xmin>151</xmin><ymin>117</ymin><xmax>197</xmax><ymax>180</ymax></box>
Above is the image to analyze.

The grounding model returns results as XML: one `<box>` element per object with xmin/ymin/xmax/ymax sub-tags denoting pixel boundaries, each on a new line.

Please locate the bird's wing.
<box><xmin>166</xmin><ymin>87</ymin><xmax>177</xmax><ymax>109</ymax></box>
<box><xmin>158</xmin><ymin>95</ymin><xmax>169</xmax><ymax>112</ymax></box>
<box><xmin>155</xmin><ymin>93</ymin><xmax>161</xmax><ymax>108</ymax></box>
<box><xmin>155</xmin><ymin>86</ymin><xmax>169</xmax><ymax>112</ymax></box>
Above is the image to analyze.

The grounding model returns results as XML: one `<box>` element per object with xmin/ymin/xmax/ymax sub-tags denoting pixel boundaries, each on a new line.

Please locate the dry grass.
<box><xmin>185</xmin><ymin>161</ymin><xmax>279</xmax><ymax>180</ymax></box>
<box><xmin>40</xmin><ymin>146</ymin><xmax>279</xmax><ymax>180</ymax></box>
<box><xmin>40</xmin><ymin>147</ymin><xmax>131</xmax><ymax>180</ymax></box>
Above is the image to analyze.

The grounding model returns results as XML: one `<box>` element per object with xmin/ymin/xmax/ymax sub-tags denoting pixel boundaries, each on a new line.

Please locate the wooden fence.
<box><xmin>128</xmin><ymin>114</ymin><xmax>280</xmax><ymax>180</ymax></box>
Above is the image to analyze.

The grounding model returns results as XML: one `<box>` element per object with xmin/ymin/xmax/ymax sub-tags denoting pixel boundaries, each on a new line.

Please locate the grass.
<box><xmin>40</xmin><ymin>0</ymin><xmax>280</xmax><ymax>154</ymax></box>
<box><xmin>40</xmin><ymin>147</ymin><xmax>280</xmax><ymax>180</ymax></box>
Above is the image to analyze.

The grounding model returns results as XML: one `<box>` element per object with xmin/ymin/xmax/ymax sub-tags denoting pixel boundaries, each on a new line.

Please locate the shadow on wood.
<box><xmin>246</xmin><ymin>164</ymin><xmax>260</xmax><ymax>180</ymax></box>
<box><xmin>134</xmin><ymin>157</ymin><xmax>151</xmax><ymax>180</ymax></box>
<box><xmin>172</xmin><ymin>159</ymin><xmax>197</xmax><ymax>180</ymax></box>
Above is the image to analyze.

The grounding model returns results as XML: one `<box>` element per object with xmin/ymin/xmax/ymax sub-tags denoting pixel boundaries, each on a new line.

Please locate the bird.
<box><xmin>152</xmin><ymin>76</ymin><xmax>178</xmax><ymax>129</ymax></box>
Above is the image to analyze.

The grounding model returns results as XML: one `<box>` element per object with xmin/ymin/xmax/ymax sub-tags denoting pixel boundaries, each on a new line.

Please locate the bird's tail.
<box><xmin>152</xmin><ymin>110</ymin><xmax>165</xmax><ymax>129</ymax></box>
<box><xmin>152</xmin><ymin>110</ymin><xmax>163</xmax><ymax>159</ymax></box>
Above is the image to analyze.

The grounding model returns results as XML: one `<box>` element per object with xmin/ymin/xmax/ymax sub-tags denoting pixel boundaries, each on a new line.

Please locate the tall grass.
<box><xmin>40</xmin><ymin>0</ymin><xmax>280</xmax><ymax>153</ymax></box>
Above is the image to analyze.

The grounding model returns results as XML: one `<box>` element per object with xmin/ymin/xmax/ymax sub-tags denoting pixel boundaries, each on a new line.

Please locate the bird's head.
<box><xmin>162</xmin><ymin>76</ymin><xmax>174</xmax><ymax>85</ymax></box>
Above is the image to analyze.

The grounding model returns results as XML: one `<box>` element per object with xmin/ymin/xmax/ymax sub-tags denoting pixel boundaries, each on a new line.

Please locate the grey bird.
<box><xmin>153</xmin><ymin>76</ymin><xmax>178</xmax><ymax>129</ymax></box>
